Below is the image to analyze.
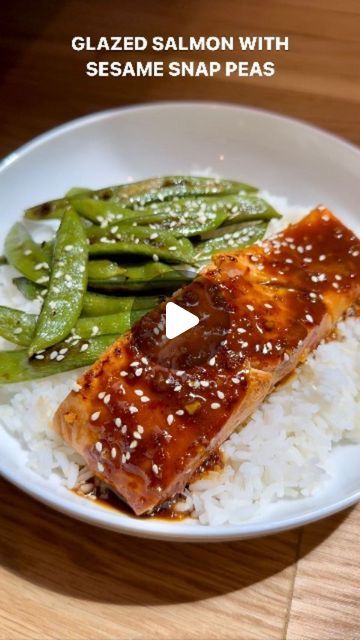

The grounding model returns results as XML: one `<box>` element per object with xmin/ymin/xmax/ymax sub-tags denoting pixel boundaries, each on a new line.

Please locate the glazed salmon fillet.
<box><xmin>53</xmin><ymin>207</ymin><xmax>360</xmax><ymax>515</ymax></box>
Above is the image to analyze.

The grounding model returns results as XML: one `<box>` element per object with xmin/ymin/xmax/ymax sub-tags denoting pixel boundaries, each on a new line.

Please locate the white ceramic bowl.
<box><xmin>0</xmin><ymin>102</ymin><xmax>359</xmax><ymax>542</ymax></box>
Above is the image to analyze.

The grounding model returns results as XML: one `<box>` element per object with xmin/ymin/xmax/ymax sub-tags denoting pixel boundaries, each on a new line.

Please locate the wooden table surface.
<box><xmin>0</xmin><ymin>1</ymin><xmax>359</xmax><ymax>638</ymax></box>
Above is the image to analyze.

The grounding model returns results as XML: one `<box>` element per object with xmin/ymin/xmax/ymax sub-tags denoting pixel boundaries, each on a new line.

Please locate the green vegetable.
<box><xmin>13</xmin><ymin>277</ymin><xmax>45</xmax><ymax>301</ymax></box>
<box><xmin>24</xmin><ymin>176</ymin><xmax>256</xmax><ymax>221</ymax></box>
<box><xmin>0</xmin><ymin>306</ymin><xmax>37</xmax><ymax>346</ymax></box>
<box><xmin>13</xmin><ymin>277</ymin><xmax>159</xmax><ymax>315</ymax></box>
<box><xmin>87</xmin><ymin>224</ymin><xmax>195</xmax><ymax>264</ymax></box>
<box><xmin>71</xmin><ymin>197</ymin><xmax>168</xmax><ymax>226</ymax></box>
<box><xmin>0</xmin><ymin>305</ymin><xmax>148</xmax><ymax>347</ymax></box>
<box><xmin>194</xmin><ymin>222</ymin><xmax>268</xmax><ymax>265</ymax></box>
<box><xmin>88</xmin><ymin>260</ymin><xmax>194</xmax><ymax>292</ymax></box>
<box><xmin>4</xmin><ymin>223</ymin><xmax>51</xmax><ymax>284</ymax></box>
<box><xmin>0</xmin><ymin>335</ymin><xmax>117</xmax><ymax>384</ymax></box>
<box><xmin>81</xmin><ymin>291</ymin><xmax>159</xmax><ymax>317</ymax></box>
<box><xmin>29</xmin><ymin>209</ymin><xmax>88</xmax><ymax>356</ymax></box>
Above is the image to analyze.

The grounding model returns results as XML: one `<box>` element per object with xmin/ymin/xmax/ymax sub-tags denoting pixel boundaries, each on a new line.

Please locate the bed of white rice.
<box><xmin>0</xmin><ymin>194</ymin><xmax>359</xmax><ymax>526</ymax></box>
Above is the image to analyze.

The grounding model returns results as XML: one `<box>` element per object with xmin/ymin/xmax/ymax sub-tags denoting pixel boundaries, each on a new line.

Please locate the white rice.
<box><xmin>0</xmin><ymin>198</ymin><xmax>359</xmax><ymax>525</ymax></box>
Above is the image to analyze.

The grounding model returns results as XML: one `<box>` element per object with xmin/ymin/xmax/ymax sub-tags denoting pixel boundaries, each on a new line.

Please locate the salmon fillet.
<box><xmin>53</xmin><ymin>207</ymin><xmax>360</xmax><ymax>515</ymax></box>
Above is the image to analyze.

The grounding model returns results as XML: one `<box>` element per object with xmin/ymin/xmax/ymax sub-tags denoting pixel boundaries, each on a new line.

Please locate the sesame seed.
<box><xmin>130</xmin><ymin>361</ymin><xmax>140</xmax><ymax>367</ymax></box>
<box><xmin>140</xmin><ymin>395</ymin><xmax>150</xmax><ymax>403</ymax></box>
<box><xmin>98</xmin><ymin>391</ymin><xmax>106</xmax><ymax>400</ymax></box>
<box><xmin>332</xmin><ymin>282</ymin><xmax>339</xmax><ymax>289</ymax></box>
<box><xmin>209</xmin><ymin>357</ymin><xmax>216</xmax><ymax>366</ymax></box>
<box><xmin>246</xmin><ymin>304</ymin><xmax>255</xmax><ymax>311</ymax></box>
<box><xmin>129</xmin><ymin>406</ymin><xmax>138</xmax><ymax>414</ymax></box>
<box><xmin>56</xmin><ymin>355</ymin><xmax>65</xmax><ymax>361</ymax></box>
<box><xmin>91</xmin><ymin>326</ymin><xmax>99</xmax><ymax>336</ymax></box>
<box><xmin>305</xmin><ymin>314</ymin><xmax>314</xmax><ymax>323</ymax></box>
<box><xmin>129</xmin><ymin>440</ymin><xmax>138</xmax><ymax>449</ymax></box>
<box><xmin>64</xmin><ymin>245</ymin><xmax>73</xmax><ymax>252</ymax></box>
<box><xmin>120</xmin><ymin>371</ymin><xmax>128</xmax><ymax>377</ymax></box>
<box><xmin>319</xmin><ymin>254</ymin><xmax>326</xmax><ymax>262</ymax></box>
<box><xmin>104</xmin><ymin>394</ymin><xmax>111</xmax><ymax>405</ymax></box>
<box><xmin>50</xmin><ymin>351</ymin><xmax>58</xmax><ymax>360</ymax></box>
<box><xmin>59</xmin><ymin>348</ymin><xmax>68</xmax><ymax>355</ymax></box>
<box><xmin>217</xmin><ymin>391</ymin><xmax>225</xmax><ymax>400</ymax></box>
<box><xmin>137</xmin><ymin>425</ymin><xmax>144</xmax><ymax>434</ymax></box>
<box><xmin>134</xmin><ymin>389</ymin><xmax>143</xmax><ymax>396</ymax></box>
<box><xmin>115</xmin><ymin>417</ymin><xmax>122</xmax><ymax>427</ymax></box>
<box><xmin>95</xmin><ymin>441</ymin><xmax>102</xmax><ymax>453</ymax></box>
<box><xmin>121</xmin><ymin>425</ymin><xmax>127</xmax><ymax>434</ymax></box>
<box><xmin>14</xmin><ymin>327</ymin><xmax>23</xmax><ymax>334</ymax></box>
<box><xmin>167</xmin><ymin>414</ymin><xmax>174</xmax><ymax>426</ymax></box>
<box><xmin>35</xmin><ymin>354</ymin><xmax>45</xmax><ymax>360</ymax></box>
<box><xmin>121</xmin><ymin>454</ymin><xmax>127</xmax><ymax>464</ymax></box>
<box><xmin>150</xmin><ymin>233</ymin><xmax>158</xmax><ymax>240</ymax></box>
<box><xmin>283</xmin><ymin>352</ymin><xmax>290</xmax><ymax>361</ymax></box>
<box><xmin>91</xmin><ymin>411</ymin><xmax>101</xmax><ymax>422</ymax></box>
<box><xmin>152</xmin><ymin>463</ymin><xmax>159</xmax><ymax>475</ymax></box>
<box><xmin>141</xmin><ymin>356</ymin><xmax>149</xmax><ymax>365</ymax></box>
<box><xmin>211</xmin><ymin>402</ymin><xmax>221</xmax><ymax>409</ymax></box>
<box><xmin>321</xmin><ymin>214</ymin><xmax>330</xmax><ymax>221</ymax></box>
<box><xmin>24</xmin><ymin>249</ymin><xmax>32</xmax><ymax>256</ymax></box>
<box><xmin>111</xmin><ymin>447</ymin><xmax>117</xmax><ymax>458</ymax></box>
<box><xmin>237</xmin><ymin>327</ymin><xmax>246</xmax><ymax>334</ymax></box>
<box><xmin>264</xmin><ymin>303</ymin><xmax>272</xmax><ymax>309</ymax></box>
<box><xmin>80</xmin><ymin>343</ymin><xmax>89</xmax><ymax>352</ymax></box>
<box><xmin>153</xmin><ymin>254</ymin><xmax>159</xmax><ymax>262</ymax></box>
<box><xmin>135</xmin><ymin>368</ymin><xmax>143</xmax><ymax>377</ymax></box>
<box><xmin>232</xmin><ymin>377</ymin><xmax>240</xmax><ymax>384</ymax></box>
<box><xmin>133</xmin><ymin>431</ymin><xmax>142</xmax><ymax>440</ymax></box>
<box><xmin>176</xmin><ymin>409</ymin><xmax>185</xmax><ymax>416</ymax></box>
<box><xmin>97</xmin><ymin>462</ymin><xmax>104</xmax><ymax>473</ymax></box>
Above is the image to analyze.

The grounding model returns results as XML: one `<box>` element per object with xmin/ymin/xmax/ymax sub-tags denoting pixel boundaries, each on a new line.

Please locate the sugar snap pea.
<box><xmin>71</xmin><ymin>197</ymin><xmax>169</xmax><ymax>226</ymax></box>
<box><xmin>13</xmin><ymin>277</ymin><xmax>159</xmax><ymax>315</ymax></box>
<box><xmin>194</xmin><ymin>222</ymin><xmax>268</xmax><ymax>265</ymax></box>
<box><xmin>0</xmin><ymin>306</ymin><xmax>37</xmax><ymax>346</ymax></box>
<box><xmin>29</xmin><ymin>209</ymin><xmax>88</xmax><ymax>357</ymax></box>
<box><xmin>81</xmin><ymin>291</ymin><xmax>159</xmax><ymax>317</ymax></box>
<box><xmin>87</xmin><ymin>224</ymin><xmax>195</xmax><ymax>264</ymax></box>
<box><xmin>4</xmin><ymin>223</ymin><xmax>51</xmax><ymax>284</ymax></box>
<box><xmin>0</xmin><ymin>335</ymin><xmax>117</xmax><ymax>384</ymax></box>
<box><xmin>88</xmin><ymin>260</ymin><xmax>194</xmax><ymax>292</ymax></box>
<box><xmin>0</xmin><ymin>305</ymin><xmax>147</xmax><ymax>348</ymax></box>
<box><xmin>24</xmin><ymin>176</ymin><xmax>256</xmax><ymax>221</ymax></box>
<box><xmin>13</xmin><ymin>277</ymin><xmax>45</xmax><ymax>301</ymax></box>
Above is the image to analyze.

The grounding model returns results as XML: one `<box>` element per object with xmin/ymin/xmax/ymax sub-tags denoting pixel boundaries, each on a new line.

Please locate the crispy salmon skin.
<box><xmin>53</xmin><ymin>208</ymin><xmax>360</xmax><ymax>515</ymax></box>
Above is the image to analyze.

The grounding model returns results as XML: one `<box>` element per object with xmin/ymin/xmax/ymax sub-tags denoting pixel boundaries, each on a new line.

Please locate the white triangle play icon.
<box><xmin>165</xmin><ymin>302</ymin><xmax>199</xmax><ymax>340</ymax></box>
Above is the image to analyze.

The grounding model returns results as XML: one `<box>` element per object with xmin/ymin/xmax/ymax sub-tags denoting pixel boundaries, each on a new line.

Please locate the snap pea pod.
<box><xmin>71</xmin><ymin>197</ymin><xmax>169</xmax><ymax>226</ymax></box>
<box><xmin>12</xmin><ymin>277</ymin><xmax>159</xmax><ymax>315</ymax></box>
<box><xmin>194</xmin><ymin>222</ymin><xmax>268</xmax><ymax>265</ymax></box>
<box><xmin>4</xmin><ymin>223</ymin><xmax>51</xmax><ymax>284</ymax></box>
<box><xmin>24</xmin><ymin>177</ymin><xmax>257</xmax><ymax>221</ymax></box>
<box><xmin>81</xmin><ymin>291</ymin><xmax>159</xmax><ymax>317</ymax></box>
<box><xmin>87</xmin><ymin>224</ymin><xmax>195</xmax><ymax>264</ymax></box>
<box><xmin>222</xmin><ymin>194</ymin><xmax>280</xmax><ymax>224</ymax></box>
<box><xmin>0</xmin><ymin>306</ymin><xmax>37</xmax><ymax>346</ymax></box>
<box><xmin>75</xmin><ymin>309</ymin><xmax>146</xmax><ymax>340</ymax></box>
<box><xmin>29</xmin><ymin>209</ymin><xmax>88</xmax><ymax>357</ymax></box>
<box><xmin>0</xmin><ymin>305</ymin><xmax>148</xmax><ymax>347</ymax></box>
<box><xmin>0</xmin><ymin>335</ymin><xmax>118</xmax><ymax>384</ymax></box>
<box><xmin>13</xmin><ymin>277</ymin><xmax>45</xmax><ymax>301</ymax></box>
<box><xmin>65</xmin><ymin>187</ymin><xmax>92</xmax><ymax>198</ymax></box>
<box><xmin>88</xmin><ymin>260</ymin><xmax>195</xmax><ymax>292</ymax></box>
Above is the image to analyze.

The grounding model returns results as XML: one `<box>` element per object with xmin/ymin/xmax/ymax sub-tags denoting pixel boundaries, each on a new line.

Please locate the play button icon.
<box><xmin>165</xmin><ymin>302</ymin><xmax>199</xmax><ymax>340</ymax></box>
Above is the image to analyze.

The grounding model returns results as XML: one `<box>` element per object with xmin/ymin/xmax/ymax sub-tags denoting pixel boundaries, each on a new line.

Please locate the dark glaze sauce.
<box><xmin>77</xmin><ymin>449</ymin><xmax>224</xmax><ymax>521</ymax></box>
<box><xmin>71</xmin><ymin>207</ymin><xmax>360</xmax><ymax>516</ymax></box>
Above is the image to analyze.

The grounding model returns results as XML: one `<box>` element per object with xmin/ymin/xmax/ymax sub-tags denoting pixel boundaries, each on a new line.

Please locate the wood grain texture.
<box><xmin>0</xmin><ymin>1</ymin><xmax>359</xmax><ymax>638</ymax></box>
